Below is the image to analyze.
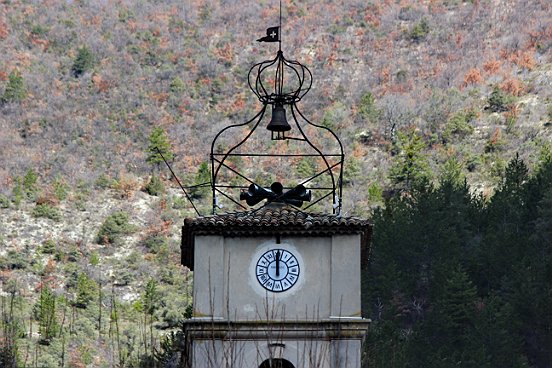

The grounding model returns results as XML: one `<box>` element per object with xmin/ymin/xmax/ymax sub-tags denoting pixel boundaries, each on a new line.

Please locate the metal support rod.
<box><xmin>155</xmin><ymin>147</ymin><xmax>201</xmax><ymax>217</ymax></box>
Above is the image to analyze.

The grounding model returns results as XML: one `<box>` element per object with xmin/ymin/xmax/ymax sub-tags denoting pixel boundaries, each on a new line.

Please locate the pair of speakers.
<box><xmin>240</xmin><ymin>182</ymin><xmax>311</xmax><ymax>208</ymax></box>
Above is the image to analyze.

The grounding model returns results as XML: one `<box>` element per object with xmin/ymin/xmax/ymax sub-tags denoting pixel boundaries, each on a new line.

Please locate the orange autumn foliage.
<box><xmin>483</xmin><ymin>59</ymin><xmax>501</xmax><ymax>75</ymax></box>
<box><xmin>463</xmin><ymin>68</ymin><xmax>483</xmax><ymax>87</ymax></box>
<box><xmin>500</xmin><ymin>77</ymin><xmax>524</xmax><ymax>96</ymax></box>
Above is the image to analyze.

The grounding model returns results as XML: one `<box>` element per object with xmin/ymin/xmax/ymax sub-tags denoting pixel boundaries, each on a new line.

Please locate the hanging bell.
<box><xmin>267</xmin><ymin>103</ymin><xmax>291</xmax><ymax>133</ymax></box>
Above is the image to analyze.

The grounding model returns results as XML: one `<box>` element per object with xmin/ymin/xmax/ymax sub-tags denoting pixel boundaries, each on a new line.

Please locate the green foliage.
<box><xmin>40</xmin><ymin>239</ymin><xmax>57</xmax><ymax>254</ymax></box>
<box><xmin>189</xmin><ymin>161</ymin><xmax>210</xmax><ymax>199</ymax></box>
<box><xmin>169</xmin><ymin>77</ymin><xmax>185</xmax><ymax>94</ymax></box>
<box><xmin>142</xmin><ymin>279</ymin><xmax>160</xmax><ymax>316</ymax></box>
<box><xmin>409</xmin><ymin>18</ymin><xmax>430</xmax><ymax>42</ymax></box>
<box><xmin>321</xmin><ymin>101</ymin><xmax>349</xmax><ymax>130</ymax></box>
<box><xmin>144</xmin><ymin>175</ymin><xmax>165</xmax><ymax>196</ymax></box>
<box><xmin>0</xmin><ymin>293</ymin><xmax>22</xmax><ymax>367</ymax></box>
<box><xmin>365</xmin><ymin>155</ymin><xmax>552</xmax><ymax>367</ymax></box>
<box><xmin>52</xmin><ymin>176</ymin><xmax>70</xmax><ymax>201</ymax></box>
<box><xmin>141</xmin><ymin>234</ymin><xmax>168</xmax><ymax>254</ymax></box>
<box><xmin>23</xmin><ymin>168</ymin><xmax>39</xmax><ymax>200</ymax></box>
<box><xmin>74</xmin><ymin>272</ymin><xmax>97</xmax><ymax>308</ymax></box>
<box><xmin>97</xmin><ymin>211</ymin><xmax>136</xmax><ymax>245</ymax></box>
<box><xmin>11</xmin><ymin>178</ymin><xmax>24</xmax><ymax>207</ymax></box>
<box><xmin>94</xmin><ymin>173</ymin><xmax>112</xmax><ymax>189</ymax></box>
<box><xmin>154</xmin><ymin>331</ymin><xmax>183</xmax><ymax>366</ymax></box>
<box><xmin>89</xmin><ymin>251</ymin><xmax>100</xmax><ymax>266</ymax></box>
<box><xmin>0</xmin><ymin>250</ymin><xmax>28</xmax><ymax>270</ymax></box>
<box><xmin>487</xmin><ymin>86</ymin><xmax>515</xmax><ymax>112</ymax></box>
<box><xmin>71</xmin><ymin>46</ymin><xmax>95</xmax><ymax>77</ymax></box>
<box><xmin>1</xmin><ymin>71</ymin><xmax>26</xmax><ymax>104</ymax></box>
<box><xmin>443</xmin><ymin>109</ymin><xmax>476</xmax><ymax>142</ymax></box>
<box><xmin>146</xmin><ymin>127</ymin><xmax>174</xmax><ymax>169</ymax></box>
<box><xmin>388</xmin><ymin>129</ymin><xmax>432</xmax><ymax>190</ymax></box>
<box><xmin>30</xmin><ymin>24</ymin><xmax>49</xmax><ymax>36</ymax></box>
<box><xmin>358</xmin><ymin>91</ymin><xmax>380</xmax><ymax>123</ymax></box>
<box><xmin>32</xmin><ymin>204</ymin><xmax>62</xmax><ymax>221</ymax></box>
<box><xmin>296</xmin><ymin>157</ymin><xmax>317</xmax><ymax>179</ymax></box>
<box><xmin>36</xmin><ymin>287</ymin><xmax>58</xmax><ymax>344</ymax></box>
<box><xmin>439</xmin><ymin>156</ymin><xmax>465</xmax><ymax>187</ymax></box>
<box><xmin>118</xmin><ymin>7</ymin><xmax>135</xmax><ymax>22</ymax></box>
<box><xmin>73</xmin><ymin>179</ymin><xmax>91</xmax><ymax>211</ymax></box>
<box><xmin>0</xmin><ymin>194</ymin><xmax>9</xmax><ymax>208</ymax></box>
<box><xmin>343</xmin><ymin>156</ymin><xmax>361</xmax><ymax>184</ymax></box>
<box><xmin>367</xmin><ymin>182</ymin><xmax>383</xmax><ymax>203</ymax></box>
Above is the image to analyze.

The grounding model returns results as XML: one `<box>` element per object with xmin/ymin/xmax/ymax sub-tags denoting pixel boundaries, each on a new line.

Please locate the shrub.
<box><xmin>485</xmin><ymin>128</ymin><xmax>505</xmax><ymax>153</ymax></box>
<box><xmin>11</xmin><ymin>178</ymin><xmax>24</xmax><ymax>206</ymax></box>
<box><xmin>142</xmin><ymin>234</ymin><xmax>168</xmax><ymax>254</ymax></box>
<box><xmin>41</xmin><ymin>239</ymin><xmax>56</xmax><ymax>254</ymax></box>
<box><xmin>1</xmin><ymin>71</ymin><xmax>26</xmax><ymax>103</ymax></box>
<box><xmin>170</xmin><ymin>77</ymin><xmax>185</xmax><ymax>94</ymax></box>
<box><xmin>30</xmin><ymin>24</ymin><xmax>49</xmax><ymax>36</ymax></box>
<box><xmin>71</xmin><ymin>46</ymin><xmax>95</xmax><ymax>77</ymax></box>
<box><xmin>443</xmin><ymin>109</ymin><xmax>476</xmax><ymax>142</ymax></box>
<box><xmin>409</xmin><ymin>18</ymin><xmax>429</xmax><ymax>42</ymax></box>
<box><xmin>94</xmin><ymin>174</ymin><xmax>112</xmax><ymax>189</ymax></box>
<box><xmin>0</xmin><ymin>194</ymin><xmax>9</xmax><ymax>208</ymax></box>
<box><xmin>144</xmin><ymin>175</ymin><xmax>165</xmax><ymax>196</ymax></box>
<box><xmin>33</xmin><ymin>204</ymin><xmax>62</xmax><ymax>221</ymax></box>
<box><xmin>90</xmin><ymin>251</ymin><xmax>100</xmax><ymax>266</ymax></box>
<box><xmin>0</xmin><ymin>250</ymin><xmax>28</xmax><ymax>270</ymax></box>
<box><xmin>321</xmin><ymin>101</ymin><xmax>349</xmax><ymax>130</ymax></box>
<box><xmin>97</xmin><ymin>211</ymin><xmax>136</xmax><ymax>245</ymax></box>
<box><xmin>53</xmin><ymin>176</ymin><xmax>70</xmax><ymax>201</ymax></box>
<box><xmin>23</xmin><ymin>168</ymin><xmax>39</xmax><ymax>200</ymax></box>
<box><xmin>487</xmin><ymin>86</ymin><xmax>514</xmax><ymax>112</ymax></box>
<box><xmin>368</xmin><ymin>183</ymin><xmax>383</xmax><ymax>202</ymax></box>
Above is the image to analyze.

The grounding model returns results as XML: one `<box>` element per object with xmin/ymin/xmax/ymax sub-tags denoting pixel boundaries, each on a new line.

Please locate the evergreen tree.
<box><xmin>71</xmin><ymin>46</ymin><xmax>95</xmax><ymax>77</ymax></box>
<box><xmin>388</xmin><ymin>128</ymin><xmax>432</xmax><ymax>191</ymax></box>
<box><xmin>37</xmin><ymin>287</ymin><xmax>58</xmax><ymax>344</ymax></box>
<box><xmin>189</xmin><ymin>161</ymin><xmax>210</xmax><ymax>199</ymax></box>
<box><xmin>358</xmin><ymin>91</ymin><xmax>380</xmax><ymax>123</ymax></box>
<box><xmin>146</xmin><ymin>126</ymin><xmax>174</xmax><ymax>172</ymax></box>
<box><xmin>74</xmin><ymin>272</ymin><xmax>98</xmax><ymax>309</ymax></box>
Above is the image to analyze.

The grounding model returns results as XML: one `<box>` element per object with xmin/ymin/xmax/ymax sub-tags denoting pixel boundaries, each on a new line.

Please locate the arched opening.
<box><xmin>259</xmin><ymin>358</ymin><xmax>295</xmax><ymax>368</ymax></box>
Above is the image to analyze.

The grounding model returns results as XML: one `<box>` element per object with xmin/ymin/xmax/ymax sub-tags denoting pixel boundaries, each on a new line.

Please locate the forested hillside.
<box><xmin>0</xmin><ymin>0</ymin><xmax>551</xmax><ymax>367</ymax></box>
<box><xmin>365</xmin><ymin>154</ymin><xmax>552</xmax><ymax>367</ymax></box>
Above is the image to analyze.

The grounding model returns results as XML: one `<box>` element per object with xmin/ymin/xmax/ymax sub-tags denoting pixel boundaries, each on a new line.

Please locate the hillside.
<box><xmin>0</xmin><ymin>0</ymin><xmax>551</xmax><ymax>366</ymax></box>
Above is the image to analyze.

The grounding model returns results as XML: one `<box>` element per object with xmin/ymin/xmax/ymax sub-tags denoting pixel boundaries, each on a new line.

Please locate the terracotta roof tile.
<box><xmin>181</xmin><ymin>206</ymin><xmax>372</xmax><ymax>270</ymax></box>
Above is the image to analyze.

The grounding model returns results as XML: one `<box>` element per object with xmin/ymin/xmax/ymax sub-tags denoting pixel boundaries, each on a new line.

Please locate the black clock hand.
<box><xmin>275</xmin><ymin>250</ymin><xmax>281</xmax><ymax>277</ymax></box>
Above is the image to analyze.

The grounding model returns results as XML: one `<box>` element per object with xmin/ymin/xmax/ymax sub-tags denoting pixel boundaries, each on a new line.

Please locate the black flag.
<box><xmin>257</xmin><ymin>26</ymin><xmax>280</xmax><ymax>42</ymax></box>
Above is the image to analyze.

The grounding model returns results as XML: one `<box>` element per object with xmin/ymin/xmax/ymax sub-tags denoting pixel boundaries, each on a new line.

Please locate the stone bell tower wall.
<box><xmin>182</xmin><ymin>207</ymin><xmax>371</xmax><ymax>322</ymax></box>
<box><xmin>192</xmin><ymin>234</ymin><xmax>362</xmax><ymax>321</ymax></box>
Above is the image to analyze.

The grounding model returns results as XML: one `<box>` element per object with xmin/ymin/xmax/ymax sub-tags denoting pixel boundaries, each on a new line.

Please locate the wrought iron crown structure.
<box><xmin>209</xmin><ymin>42</ymin><xmax>344</xmax><ymax>215</ymax></box>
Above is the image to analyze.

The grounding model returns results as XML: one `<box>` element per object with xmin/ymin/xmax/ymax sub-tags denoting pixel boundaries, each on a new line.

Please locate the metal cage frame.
<box><xmin>210</xmin><ymin>50</ymin><xmax>344</xmax><ymax>215</ymax></box>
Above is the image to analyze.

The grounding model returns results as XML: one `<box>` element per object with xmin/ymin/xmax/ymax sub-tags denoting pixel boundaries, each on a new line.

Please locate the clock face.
<box><xmin>255</xmin><ymin>248</ymin><xmax>300</xmax><ymax>292</ymax></box>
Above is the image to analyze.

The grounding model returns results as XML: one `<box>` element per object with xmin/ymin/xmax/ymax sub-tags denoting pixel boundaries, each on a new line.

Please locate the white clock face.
<box><xmin>255</xmin><ymin>248</ymin><xmax>300</xmax><ymax>292</ymax></box>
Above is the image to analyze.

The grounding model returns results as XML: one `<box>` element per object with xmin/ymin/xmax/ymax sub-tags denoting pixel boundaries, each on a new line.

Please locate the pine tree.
<box><xmin>74</xmin><ymin>272</ymin><xmax>97</xmax><ymax>309</ymax></box>
<box><xmin>146</xmin><ymin>126</ymin><xmax>174</xmax><ymax>172</ymax></box>
<box><xmin>71</xmin><ymin>46</ymin><xmax>95</xmax><ymax>77</ymax></box>
<box><xmin>388</xmin><ymin>128</ymin><xmax>432</xmax><ymax>191</ymax></box>
<box><xmin>189</xmin><ymin>161</ymin><xmax>210</xmax><ymax>199</ymax></box>
<box><xmin>37</xmin><ymin>287</ymin><xmax>58</xmax><ymax>345</ymax></box>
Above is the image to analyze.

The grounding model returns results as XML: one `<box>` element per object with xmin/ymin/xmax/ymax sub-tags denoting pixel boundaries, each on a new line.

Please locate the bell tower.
<box><xmin>179</xmin><ymin>18</ymin><xmax>371</xmax><ymax>368</ymax></box>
